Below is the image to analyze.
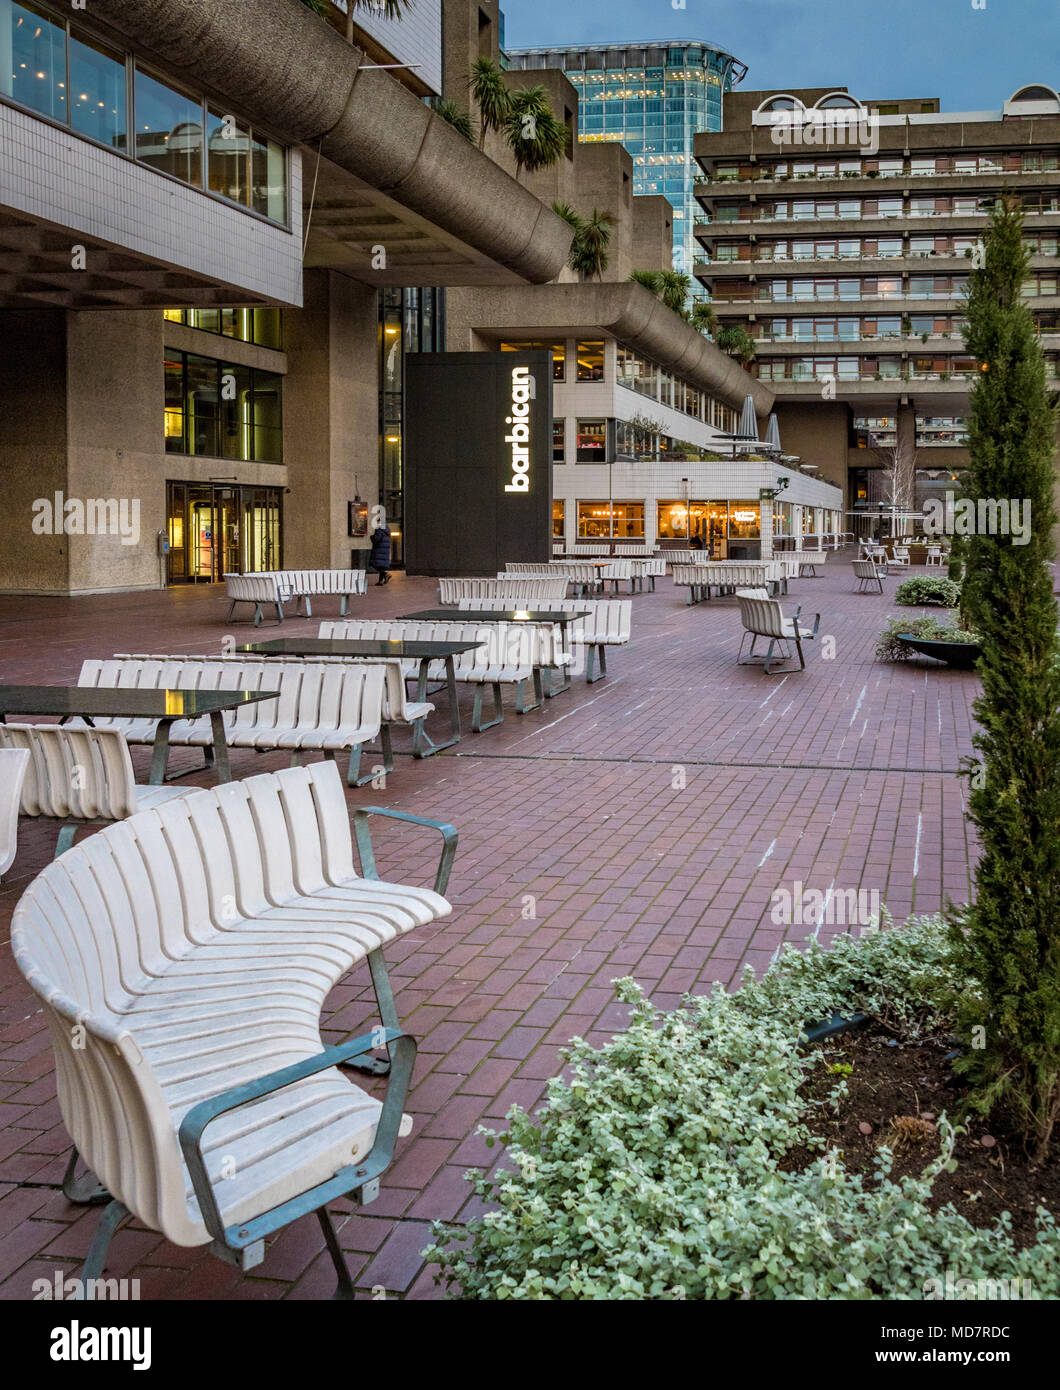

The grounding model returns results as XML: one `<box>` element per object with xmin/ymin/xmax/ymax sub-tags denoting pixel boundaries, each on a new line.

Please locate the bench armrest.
<box><xmin>351</xmin><ymin>805</ymin><xmax>458</xmax><ymax>896</ymax></box>
<box><xmin>178</xmin><ymin>1027</ymin><xmax>416</xmax><ymax>1256</ymax></box>
<box><xmin>796</xmin><ymin>613</ymin><xmax>822</xmax><ymax>639</ymax></box>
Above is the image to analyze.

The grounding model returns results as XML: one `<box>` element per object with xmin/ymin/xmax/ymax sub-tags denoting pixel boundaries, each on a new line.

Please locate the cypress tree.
<box><xmin>949</xmin><ymin>196</ymin><xmax>1060</xmax><ymax>1158</ymax></box>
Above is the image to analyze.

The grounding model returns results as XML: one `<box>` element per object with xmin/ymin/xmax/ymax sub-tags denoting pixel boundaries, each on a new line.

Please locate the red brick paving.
<box><xmin>0</xmin><ymin>557</ymin><xmax>981</xmax><ymax>1297</ymax></box>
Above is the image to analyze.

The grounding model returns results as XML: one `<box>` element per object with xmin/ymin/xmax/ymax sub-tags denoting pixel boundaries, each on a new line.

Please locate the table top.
<box><xmin>238</xmin><ymin>638</ymin><xmax>485</xmax><ymax>659</ymax></box>
<box><xmin>0</xmin><ymin>686</ymin><xmax>276</xmax><ymax>718</ymax></box>
<box><xmin>551</xmin><ymin>559</ymin><xmax>612</xmax><ymax>568</ymax></box>
<box><xmin>402</xmin><ymin>609</ymin><xmax>590</xmax><ymax>626</ymax></box>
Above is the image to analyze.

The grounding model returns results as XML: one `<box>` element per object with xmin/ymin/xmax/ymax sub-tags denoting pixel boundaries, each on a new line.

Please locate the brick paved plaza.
<box><xmin>0</xmin><ymin>556</ymin><xmax>980</xmax><ymax>1299</ymax></box>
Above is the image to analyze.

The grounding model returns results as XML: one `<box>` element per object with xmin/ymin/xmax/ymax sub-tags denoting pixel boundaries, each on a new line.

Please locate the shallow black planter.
<box><xmin>896</xmin><ymin>634</ymin><xmax>982</xmax><ymax>669</ymax></box>
<box><xmin>801</xmin><ymin>1012</ymin><xmax>867</xmax><ymax>1045</ymax></box>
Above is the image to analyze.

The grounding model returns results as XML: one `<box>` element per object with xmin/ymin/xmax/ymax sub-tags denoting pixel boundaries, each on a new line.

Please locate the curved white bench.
<box><xmin>224</xmin><ymin>573</ymin><xmax>285</xmax><ymax>626</ymax></box>
<box><xmin>0</xmin><ymin>747</ymin><xmax>28</xmax><ymax>880</ymax></box>
<box><xmin>0</xmin><ymin>724</ymin><xmax>202</xmax><ymax>857</ymax></box>
<box><xmin>12</xmin><ymin>760</ymin><xmax>456</xmax><ymax>1295</ymax></box>
<box><xmin>265</xmin><ymin>569</ymin><xmax>368</xmax><ymax>617</ymax></box>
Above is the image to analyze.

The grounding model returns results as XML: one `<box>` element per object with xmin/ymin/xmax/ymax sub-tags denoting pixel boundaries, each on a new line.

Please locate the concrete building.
<box><xmin>0</xmin><ymin>0</ymin><xmax>571</xmax><ymax>595</ymax></box>
<box><xmin>506</xmin><ymin>40</ymin><xmax>746</xmax><ymax>292</ymax></box>
<box><xmin>693</xmin><ymin>84</ymin><xmax>1060</xmax><ymax>531</ymax></box>
<box><xmin>446</xmin><ymin>47</ymin><xmax>842</xmax><ymax>555</ymax></box>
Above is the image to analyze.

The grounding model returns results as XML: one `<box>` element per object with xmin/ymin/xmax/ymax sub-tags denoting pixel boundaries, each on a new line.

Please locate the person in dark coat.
<box><xmin>369</xmin><ymin>526</ymin><xmax>392</xmax><ymax>585</ymax></box>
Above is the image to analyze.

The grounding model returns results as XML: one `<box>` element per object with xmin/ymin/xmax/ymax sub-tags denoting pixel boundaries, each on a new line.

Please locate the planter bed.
<box><xmin>784</xmin><ymin>1025</ymin><xmax>1060</xmax><ymax>1248</ymax></box>
<box><xmin>895</xmin><ymin>634</ymin><xmax>982</xmax><ymax>667</ymax></box>
<box><xmin>428</xmin><ymin>915</ymin><xmax>1060</xmax><ymax>1300</ymax></box>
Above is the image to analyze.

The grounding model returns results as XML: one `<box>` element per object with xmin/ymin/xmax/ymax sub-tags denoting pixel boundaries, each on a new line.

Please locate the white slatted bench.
<box><xmin>437</xmin><ymin>576</ymin><xmax>569</xmax><ymax>604</ymax></box>
<box><xmin>612</xmin><ymin>545</ymin><xmax>653</xmax><ymax>557</ymax></box>
<box><xmin>629</xmin><ymin>557</ymin><xmax>666</xmax><ymax>592</ymax></box>
<box><xmin>0</xmin><ymin>724</ymin><xmax>202</xmax><ymax>858</ymax></box>
<box><xmin>673</xmin><ymin>562</ymin><xmax>784</xmax><ymax>604</ymax></box>
<box><xmin>546</xmin><ymin>562</ymin><xmax>606</xmax><ymax>597</ymax></box>
<box><xmin>11</xmin><ymin>760</ymin><xmax>456</xmax><ymax>1295</ymax></box>
<box><xmin>598</xmin><ymin>558</ymin><xmax>634</xmax><ymax>595</ymax></box>
<box><xmin>0</xmin><ymin>747</ymin><xmax>28</xmax><ymax>880</ymax></box>
<box><xmin>80</xmin><ymin>657</ymin><xmax>386</xmax><ymax>787</ymax></box>
<box><xmin>123</xmin><ymin>655</ymin><xmax>433</xmax><ymax>773</ymax></box>
<box><xmin>459</xmin><ymin>597</ymin><xmax>631</xmax><ymax>683</ymax></box>
<box><xmin>265</xmin><ymin>569</ymin><xmax>368</xmax><ymax>617</ymax></box>
<box><xmin>852</xmin><ymin>560</ymin><xmax>886</xmax><ymax>593</ymax></box>
<box><xmin>320</xmin><ymin>619</ymin><xmax>562</xmax><ymax>731</ymax></box>
<box><xmin>224</xmin><ymin>573</ymin><xmax>285</xmax><ymax>626</ymax></box>
<box><xmin>736</xmin><ymin>592</ymin><xmax>821</xmax><ymax>675</ymax></box>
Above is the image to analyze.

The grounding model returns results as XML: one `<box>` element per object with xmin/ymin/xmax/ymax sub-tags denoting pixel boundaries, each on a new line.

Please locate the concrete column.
<box><xmin>283</xmin><ymin>269</ymin><xmax>379</xmax><ymax>568</ymax></box>
<box><xmin>760</xmin><ymin>498</ymin><xmax>773</xmax><ymax>559</ymax></box>
<box><xmin>65</xmin><ymin>310</ymin><xmax>166</xmax><ymax>593</ymax></box>
<box><xmin>0</xmin><ymin>312</ymin><xmax>70</xmax><ymax>593</ymax></box>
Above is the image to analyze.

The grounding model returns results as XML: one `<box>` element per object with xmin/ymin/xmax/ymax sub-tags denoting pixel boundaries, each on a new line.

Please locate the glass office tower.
<box><xmin>506</xmin><ymin>41</ymin><xmax>746</xmax><ymax>291</ymax></box>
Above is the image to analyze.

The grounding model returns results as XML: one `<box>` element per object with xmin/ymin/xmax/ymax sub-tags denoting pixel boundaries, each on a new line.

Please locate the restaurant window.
<box><xmin>575</xmin><ymin>419</ymin><xmax>607</xmax><ymax>462</ymax></box>
<box><xmin>773</xmin><ymin>503</ymin><xmax>791</xmax><ymax>534</ymax></box>
<box><xmin>576</xmin><ymin>341</ymin><xmax>606</xmax><ymax>382</ymax></box>
<box><xmin>552</xmin><ymin>500</ymin><xmax>565</xmax><ymax>538</ymax></box>
<box><xmin>553</xmin><ymin>419</ymin><xmax>566</xmax><ymax>463</ymax></box>
<box><xmin>500</xmin><ymin>340</ymin><xmax>566</xmax><ymax>381</ymax></box>
<box><xmin>728</xmin><ymin>502</ymin><xmax>760</xmax><ymax>539</ymax></box>
<box><xmin>577</xmin><ymin>501</ymin><xmax>644</xmax><ymax>538</ymax></box>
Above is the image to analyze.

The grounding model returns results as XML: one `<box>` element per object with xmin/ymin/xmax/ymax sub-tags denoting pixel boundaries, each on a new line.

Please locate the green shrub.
<box><xmin>894</xmin><ymin>576</ymin><xmax>962</xmax><ymax>607</ymax></box>
<box><xmin>875</xmin><ymin>615</ymin><xmax>979</xmax><ymax>663</ymax></box>
<box><xmin>426</xmin><ymin>917</ymin><xmax>1060</xmax><ymax>1300</ymax></box>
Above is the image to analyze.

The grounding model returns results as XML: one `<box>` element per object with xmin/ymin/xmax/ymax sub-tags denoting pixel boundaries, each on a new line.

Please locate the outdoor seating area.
<box><xmin>0</xmin><ymin>521</ymin><xmax>1051</xmax><ymax>1308</ymax></box>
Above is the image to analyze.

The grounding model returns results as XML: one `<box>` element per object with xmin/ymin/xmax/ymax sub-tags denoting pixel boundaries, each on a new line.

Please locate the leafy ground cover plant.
<box><xmin>426</xmin><ymin>917</ymin><xmax>1060</xmax><ymax>1299</ymax></box>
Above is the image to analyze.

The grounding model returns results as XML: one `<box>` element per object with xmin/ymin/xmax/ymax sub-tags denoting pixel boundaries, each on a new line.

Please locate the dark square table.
<box><xmin>0</xmin><ymin>686</ymin><xmax>278</xmax><ymax>785</ymax></box>
<box><xmin>237</xmin><ymin>637</ymin><xmax>487</xmax><ymax>756</ymax></box>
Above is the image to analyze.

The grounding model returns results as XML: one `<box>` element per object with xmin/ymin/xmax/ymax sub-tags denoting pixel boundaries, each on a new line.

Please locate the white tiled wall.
<box><xmin>0</xmin><ymin>105</ymin><xmax>303</xmax><ymax>305</ymax></box>
<box><xmin>343</xmin><ymin>0</ymin><xmax>442</xmax><ymax>95</ymax></box>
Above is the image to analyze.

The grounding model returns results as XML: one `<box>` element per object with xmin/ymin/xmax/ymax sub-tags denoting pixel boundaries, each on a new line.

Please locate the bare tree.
<box><xmin>872</xmin><ymin>435</ymin><xmax>919</xmax><ymax>539</ymax></box>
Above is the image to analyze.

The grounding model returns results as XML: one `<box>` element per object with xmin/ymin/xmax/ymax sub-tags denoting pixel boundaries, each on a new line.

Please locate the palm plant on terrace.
<box><xmin>469</xmin><ymin>56</ymin><xmax>511</xmax><ymax>150</ymax></box>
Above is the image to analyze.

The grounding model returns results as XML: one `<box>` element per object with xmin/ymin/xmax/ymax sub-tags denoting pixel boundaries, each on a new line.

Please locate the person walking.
<box><xmin>369</xmin><ymin>524</ymin><xmax>392</xmax><ymax>585</ymax></box>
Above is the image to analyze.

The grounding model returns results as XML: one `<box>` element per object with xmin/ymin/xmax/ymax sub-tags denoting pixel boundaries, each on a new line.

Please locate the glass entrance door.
<box><xmin>165</xmin><ymin>482</ymin><xmax>283</xmax><ymax>583</ymax></box>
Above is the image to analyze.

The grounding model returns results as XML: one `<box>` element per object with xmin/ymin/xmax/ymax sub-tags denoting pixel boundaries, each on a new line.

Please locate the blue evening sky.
<box><xmin>501</xmin><ymin>0</ymin><xmax>1059</xmax><ymax>113</ymax></box>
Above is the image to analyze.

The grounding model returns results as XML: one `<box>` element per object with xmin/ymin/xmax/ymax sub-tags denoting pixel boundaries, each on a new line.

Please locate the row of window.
<box><xmin>164</xmin><ymin>351</ymin><xmax>283</xmax><ymax>463</ymax></box>
<box><xmin>729</xmin><ymin>276</ymin><xmax>972</xmax><ymax>303</ymax></box>
<box><xmin>710</xmin><ymin>152</ymin><xmax>1060</xmax><ymax>181</ymax></box>
<box><xmin>551</xmin><ymin>418</ymin><xmax>729</xmax><ymax>464</ymax></box>
<box><xmin>162</xmin><ymin>307</ymin><xmax>283</xmax><ymax>350</ymax></box>
<box><xmin>712</xmin><ymin>194</ymin><xmax>1060</xmax><ymax>222</ymax></box>
<box><xmin>755</xmin><ymin>314</ymin><xmax>967</xmax><ymax>342</ymax></box>
<box><xmin>499</xmin><ymin>340</ymin><xmax>604</xmax><ymax>382</ymax></box>
<box><xmin>755</xmin><ymin>355</ymin><xmax>983</xmax><ymax>381</ymax></box>
<box><xmin>553</xmin><ymin>499</ymin><xmax>842</xmax><ymax>541</ymax></box>
<box><xmin>616</xmin><ymin>346</ymin><xmax>740</xmax><ymax>430</ymax></box>
<box><xmin>709</xmin><ymin>234</ymin><xmax>997</xmax><ymax>262</ymax></box>
<box><xmin>855</xmin><ymin>415</ymin><xmax>968</xmax><ymax>447</ymax></box>
<box><xmin>0</xmin><ymin>0</ymin><xmax>287</xmax><ymax>223</ymax></box>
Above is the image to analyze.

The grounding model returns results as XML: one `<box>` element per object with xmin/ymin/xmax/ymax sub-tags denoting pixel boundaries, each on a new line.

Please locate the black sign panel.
<box><xmin>404</xmin><ymin>351</ymin><xmax>553</xmax><ymax>576</ymax></box>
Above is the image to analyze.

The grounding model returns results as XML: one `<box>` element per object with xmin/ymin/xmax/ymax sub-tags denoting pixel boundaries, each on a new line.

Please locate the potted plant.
<box><xmin>878</xmin><ymin>614</ymin><xmax>981</xmax><ymax>667</ymax></box>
